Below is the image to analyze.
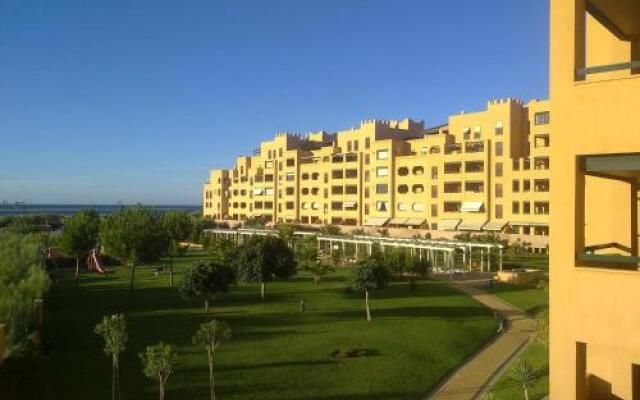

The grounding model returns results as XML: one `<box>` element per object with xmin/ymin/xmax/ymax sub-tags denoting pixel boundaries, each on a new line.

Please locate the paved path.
<box><xmin>425</xmin><ymin>281</ymin><xmax>536</xmax><ymax>400</ymax></box>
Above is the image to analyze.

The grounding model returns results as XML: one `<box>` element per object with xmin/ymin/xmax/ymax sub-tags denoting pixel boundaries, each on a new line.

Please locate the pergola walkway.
<box><xmin>204</xmin><ymin>228</ymin><xmax>506</xmax><ymax>272</ymax></box>
<box><xmin>425</xmin><ymin>281</ymin><xmax>536</xmax><ymax>400</ymax></box>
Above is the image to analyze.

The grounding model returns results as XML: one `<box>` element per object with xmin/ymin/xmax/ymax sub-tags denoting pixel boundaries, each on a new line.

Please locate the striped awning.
<box><xmin>364</xmin><ymin>217</ymin><xmax>389</xmax><ymax>227</ymax></box>
<box><xmin>405</xmin><ymin>218</ymin><xmax>425</xmax><ymax>226</ymax></box>
<box><xmin>458</xmin><ymin>219</ymin><xmax>487</xmax><ymax>231</ymax></box>
<box><xmin>438</xmin><ymin>219</ymin><xmax>461</xmax><ymax>231</ymax></box>
<box><xmin>509</xmin><ymin>221</ymin><xmax>549</xmax><ymax>227</ymax></box>
<box><xmin>389</xmin><ymin>218</ymin><xmax>408</xmax><ymax>225</ymax></box>
<box><xmin>483</xmin><ymin>220</ymin><xmax>507</xmax><ymax>231</ymax></box>
<box><xmin>461</xmin><ymin>201</ymin><xmax>484</xmax><ymax>212</ymax></box>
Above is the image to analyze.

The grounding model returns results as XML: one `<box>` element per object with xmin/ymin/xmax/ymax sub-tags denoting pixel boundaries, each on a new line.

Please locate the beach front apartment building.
<box><xmin>549</xmin><ymin>0</ymin><xmax>640</xmax><ymax>399</ymax></box>
<box><xmin>203</xmin><ymin>98</ymin><xmax>552</xmax><ymax>251</ymax></box>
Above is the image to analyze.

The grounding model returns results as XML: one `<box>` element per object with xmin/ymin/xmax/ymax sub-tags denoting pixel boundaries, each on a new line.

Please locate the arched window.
<box><xmin>412</xmin><ymin>166</ymin><xmax>424</xmax><ymax>175</ymax></box>
<box><xmin>398</xmin><ymin>184</ymin><xmax>409</xmax><ymax>194</ymax></box>
<box><xmin>398</xmin><ymin>167</ymin><xmax>409</xmax><ymax>176</ymax></box>
<box><xmin>302</xmin><ymin>173</ymin><xmax>310</xmax><ymax>180</ymax></box>
<box><xmin>412</xmin><ymin>184</ymin><xmax>424</xmax><ymax>193</ymax></box>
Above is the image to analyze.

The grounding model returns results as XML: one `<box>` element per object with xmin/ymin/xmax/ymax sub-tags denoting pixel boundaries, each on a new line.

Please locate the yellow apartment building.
<box><xmin>203</xmin><ymin>98</ymin><xmax>552</xmax><ymax>251</ymax></box>
<box><xmin>549</xmin><ymin>0</ymin><xmax>640</xmax><ymax>399</ymax></box>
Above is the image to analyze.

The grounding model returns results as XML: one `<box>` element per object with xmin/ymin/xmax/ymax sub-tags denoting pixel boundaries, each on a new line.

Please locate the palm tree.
<box><xmin>193</xmin><ymin>320</ymin><xmax>231</xmax><ymax>400</ymax></box>
<box><xmin>509</xmin><ymin>360</ymin><xmax>537</xmax><ymax>400</ymax></box>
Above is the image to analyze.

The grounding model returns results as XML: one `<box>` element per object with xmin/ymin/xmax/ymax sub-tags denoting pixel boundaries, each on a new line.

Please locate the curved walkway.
<box><xmin>425</xmin><ymin>280</ymin><xmax>536</xmax><ymax>400</ymax></box>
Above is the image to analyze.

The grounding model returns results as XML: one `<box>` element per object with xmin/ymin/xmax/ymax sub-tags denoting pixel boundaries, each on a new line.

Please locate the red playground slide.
<box><xmin>87</xmin><ymin>249</ymin><xmax>107</xmax><ymax>274</ymax></box>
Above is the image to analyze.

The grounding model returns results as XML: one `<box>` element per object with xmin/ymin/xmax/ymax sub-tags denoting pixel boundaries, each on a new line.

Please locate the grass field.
<box><xmin>486</xmin><ymin>278</ymin><xmax>549</xmax><ymax>400</ymax></box>
<box><xmin>1</xmin><ymin>251</ymin><xmax>497</xmax><ymax>400</ymax></box>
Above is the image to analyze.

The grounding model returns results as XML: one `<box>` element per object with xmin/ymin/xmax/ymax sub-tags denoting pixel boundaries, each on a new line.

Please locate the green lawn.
<box><xmin>487</xmin><ymin>342</ymin><xmax>549</xmax><ymax>400</ymax></box>
<box><xmin>1</xmin><ymin>252</ymin><xmax>497</xmax><ymax>400</ymax></box>
<box><xmin>486</xmin><ymin>282</ymin><xmax>548</xmax><ymax>315</ymax></box>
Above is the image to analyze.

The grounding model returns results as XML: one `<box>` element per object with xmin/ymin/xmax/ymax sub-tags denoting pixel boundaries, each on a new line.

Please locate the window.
<box><xmin>463</xmin><ymin>127</ymin><xmax>471</xmax><ymax>140</ymax></box>
<box><xmin>345</xmin><ymin>169</ymin><xmax>358</xmax><ymax>178</ymax></box>
<box><xmin>285</xmin><ymin>187</ymin><xmax>293</xmax><ymax>195</ymax></box>
<box><xmin>364</xmin><ymin>154</ymin><xmax>370</xmax><ymax>165</ymax></box>
<box><xmin>412</xmin><ymin>203</ymin><xmax>424</xmax><ymax>212</ymax></box>
<box><xmin>465</xmin><ymin>181</ymin><xmax>484</xmax><ymax>193</ymax></box>
<box><xmin>376</xmin><ymin>201</ymin><xmax>388</xmax><ymax>212</ymax></box>
<box><xmin>534</xmin><ymin>111</ymin><xmax>550</xmax><ymax>125</ymax></box>
<box><xmin>354</xmin><ymin>141</ymin><xmax>359</xmax><ymax>151</ymax></box>
<box><xmin>513</xmin><ymin>180</ymin><xmax>520</xmax><ymax>192</ymax></box>
<box><xmin>431</xmin><ymin>204</ymin><xmax>438</xmax><ymax>217</ymax></box>
<box><xmin>535</xmin><ymin>201</ymin><xmax>549</xmax><ymax>215</ymax></box>
<box><xmin>364</xmin><ymin>171</ymin><xmax>370</xmax><ymax>182</ymax></box>
<box><xmin>495</xmin><ymin>183</ymin><xmax>503</xmax><ymax>198</ymax></box>
<box><xmin>398</xmin><ymin>184</ymin><xmax>409</xmax><ymax>194</ymax></box>
<box><xmin>495</xmin><ymin>204</ymin><xmax>503</xmax><ymax>219</ymax></box>
<box><xmin>397</xmin><ymin>202</ymin><xmax>408</xmax><ymax>211</ymax></box>
<box><xmin>431</xmin><ymin>166</ymin><xmax>438</xmax><ymax>179</ymax></box>
<box><xmin>444</xmin><ymin>182</ymin><xmax>462</xmax><ymax>193</ymax></box>
<box><xmin>365</xmin><ymin>137</ymin><xmax>370</xmax><ymax>149</ymax></box>
<box><xmin>523</xmin><ymin>180</ymin><xmax>531</xmax><ymax>192</ymax></box>
<box><xmin>444</xmin><ymin>202</ymin><xmax>461</xmax><ymax>213</ymax></box>
<box><xmin>576</xmin><ymin>154</ymin><xmax>640</xmax><ymax>268</ymax></box>
<box><xmin>279</xmin><ymin>148</ymin><xmax>283</xmax><ymax>157</ymax></box>
<box><xmin>495</xmin><ymin>142</ymin><xmax>503</xmax><ymax>157</ymax></box>
<box><xmin>364</xmin><ymin>187</ymin><xmax>370</xmax><ymax>198</ymax></box>
<box><xmin>465</xmin><ymin>161</ymin><xmax>484</xmax><ymax>173</ymax></box>
<box><xmin>345</xmin><ymin>185</ymin><xmax>357</xmax><ymax>195</ymax></box>
<box><xmin>495</xmin><ymin>121</ymin><xmax>504</xmax><ymax>135</ymax></box>
<box><xmin>286</xmin><ymin>202</ymin><xmax>294</xmax><ymax>210</ymax></box>
<box><xmin>346</xmin><ymin>141</ymin><xmax>352</xmax><ymax>152</ymax></box>
<box><xmin>412</xmin><ymin>184</ymin><xmax>424</xmax><ymax>194</ymax></box>
<box><xmin>535</xmin><ymin>179</ymin><xmax>550</xmax><ymax>192</ymax></box>
<box><xmin>331</xmin><ymin>186</ymin><xmax>343</xmax><ymax>195</ymax></box>
<box><xmin>301</xmin><ymin>188</ymin><xmax>309</xmax><ymax>195</ymax></box>
<box><xmin>523</xmin><ymin>201</ymin><xmax>531</xmax><ymax>214</ymax></box>
<box><xmin>331</xmin><ymin>202</ymin><xmax>342</xmax><ymax>211</ymax></box>
<box><xmin>431</xmin><ymin>185</ymin><xmax>438</xmax><ymax>198</ymax></box>
<box><xmin>512</xmin><ymin>201</ymin><xmax>520</xmax><ymax>214</ymax></box>
<box><xmin>332</xmin><ymin>170</ymin><xmax>343</xmax><ymax>179</ymax></box>
<box><xmin>286</xmin><ymin>173</ymin><xmax>295</xmax><ymax>181</ymax></box>
<box><xmin>376</xmin><ymin>184</ymin><xmax>388</xmax><ymax>194</ymax></box>
<box><xmin>376</xmin><ymin>150</ymin><xmax>389</xmax><ymax>160</ymax></box>
<box><xmin>473</xmin><ymin>125</ymin><xmax>481</xmax><ymax>139</ymax></box>
<box><xmin>376</xmin><ymin>167</ymin><xmax>389</xmax><ymax>177</ymax></box>
<box><xmin>495</xmin><ymin>162</ymin><xmax>503</xmax><ymax>177</ymax></box>
<box><xmin>397</xmin><ymin>167</ymin><xmax>409</xmax><ymax>176</ymax></box>
<box><xmin>412</xmin><ymin>166</ymin><xmax>424</xmax><ymax>175</ymax></box>
<box><xmin>286</xmin><ymin>158</ymin><xmax>295</xmax><ymax>167</ymax></box>
<box><xmin>534</xmin><ymin>134</ymin><xmax>550</xmax><ymax>148</ymax></box>
<box><xmin>301</xmin><ymin>173</ymin><xmax>309</xmax><ymax>180</ymax></box>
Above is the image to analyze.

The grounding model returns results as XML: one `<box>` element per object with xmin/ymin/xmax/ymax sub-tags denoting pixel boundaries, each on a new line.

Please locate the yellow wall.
<box><xmin>549</xmin><ymin>0</ymin><xmax>640</xmax><ymax>398</ymax></box>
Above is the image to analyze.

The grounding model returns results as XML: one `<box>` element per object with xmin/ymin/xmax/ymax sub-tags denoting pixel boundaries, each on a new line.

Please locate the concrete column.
<box><xmin>480</xmin><ymin>249</ymin><xmax>485</xmax><ymax>272</ymax></box>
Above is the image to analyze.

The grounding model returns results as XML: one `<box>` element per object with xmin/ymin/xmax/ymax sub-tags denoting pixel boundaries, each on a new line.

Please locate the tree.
<box><xmin>58</xmin><ymin>209</ymin><xmax>100</xmax><ymax>287</ymax></box>
<box><xmin>330</xmin><ymin>247</ymin><xmax>343</xmax><ymax>268</ymax></box>
<box><xmin>95</xmin><ymin>314</ymin><xmax>128</xmax><ymax>400</ymax></box>
<box><xmin>192</xmin><ymin>320</ymin><xmax>231</xmax><ymax>400</ymax></box>
<box><xmin>385</xmin><ymin>247</ymin><xmax>408</xmax><ymax>278</ymax></box>
<box><xmin>180</xmin><ymin>262</ymin><xmax>235</xmax><ymax>313</ymax></box>
<box><xmin>161</xmin><ymin>210</ymin><xmax>193</xmax><ymax>287</ymax></box>
<box><xmin>100</xmin><ymin>206</ymin><xmax>170</xmax><ymax>302</ymax></box>
<box><xmin>406</xmin><ymin>254</ymin><xmax>431</xmax><ymax>288</ymax></box>
<box><xmin>296</xmin><ymin>235</ymin><xmax>331</xmax><ymax>283</ymax></box>
<box><xmin>509</xmin><ymin>360</ymin><xmax>537</xmax><ymax>400</ymax></box>
<box><xmin>0</xmin><ymin>233</ymin><xmax>51</xmax><ymax>346</ymax></box>
<box><xmin>140</xmin><ymin>342</ymin><xmax>177</xmax><ymax>400</ymax></box>
<box><xmin>347</xmin><ymin>255</ymin><xmax>389</xmax><ymax>321</ymax></box>
<box><xmin>207</xmin><ymin>236</ymin><xmax>237</xmax><ymax>265</ymax></box>
<box><xmin>235</xmin><ymin>235</ymin><xmax>296</xmax><ymax>299</ymax></box>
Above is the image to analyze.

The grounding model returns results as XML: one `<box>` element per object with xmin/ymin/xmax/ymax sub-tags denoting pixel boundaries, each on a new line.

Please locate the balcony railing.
<box><xmin>444</xmin><ymin>143</ymin><xmax>462</xmax><ymax>155</ymax></box>
<box><xmin>577</xmin><ymin>60</ymin><xmax>640</xmax><ymax>78</ymax></box>
<box><xmin>465</xmin><ymin>141</ymin><xmax>485</xmax><ymax>153</ymax></box>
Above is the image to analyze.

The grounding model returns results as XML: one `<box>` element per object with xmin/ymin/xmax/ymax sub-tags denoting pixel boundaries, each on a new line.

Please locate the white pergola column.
<box><xmin>499</xmin><ymin>248</ymin><xmax>503</xmax><ymax>271</ymax></box>
<box><xmin>480</xmin><ymin>249</ymin><xmax>485</xmax><ymax>272</ymax></box>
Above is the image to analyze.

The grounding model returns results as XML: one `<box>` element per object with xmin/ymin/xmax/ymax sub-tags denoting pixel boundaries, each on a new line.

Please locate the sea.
<box><xmin>0</xmin><ymin>204</ymin><xmax>200</xmax><ymax>217</ymax></box>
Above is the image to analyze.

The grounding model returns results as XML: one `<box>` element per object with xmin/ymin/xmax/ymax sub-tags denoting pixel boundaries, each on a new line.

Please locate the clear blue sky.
<box><xmin>0</xmin><ymin>0</ymin><xmax>549</xmax><ymax>205</ymax></box>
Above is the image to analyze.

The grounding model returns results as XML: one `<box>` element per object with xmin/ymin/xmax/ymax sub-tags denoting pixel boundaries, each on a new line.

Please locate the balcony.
<box><xmin>465</xmin><ymin>141</ymin><xmax>485</xmax><ymax>154</ymax></box>
<box><xmin>444</xmin><ymin>143</ymin><xmax>462</xmax><ymax>155</ymax></box>
<box><xmin>444</xmin><ymin>162</ymin><xmax>462</xmax><ymax>174</ymax></box>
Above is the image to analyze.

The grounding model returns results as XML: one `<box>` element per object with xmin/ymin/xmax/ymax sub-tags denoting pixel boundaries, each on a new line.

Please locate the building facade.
<box><xmin>203</xmin><ymin>98</ymin><xmax>551</xmax><ymax>250</ymax></box>
<box><xmin>549</xmin><ymin>0</ymin><xmax>640</xmax><ymax>399</ymax></box>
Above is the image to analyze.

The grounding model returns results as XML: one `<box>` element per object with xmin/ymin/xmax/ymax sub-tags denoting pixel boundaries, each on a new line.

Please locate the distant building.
<box><xmin>202</xmin><ymin>98</ymin><xmax>551</xmax><ymax>251</ymax></box>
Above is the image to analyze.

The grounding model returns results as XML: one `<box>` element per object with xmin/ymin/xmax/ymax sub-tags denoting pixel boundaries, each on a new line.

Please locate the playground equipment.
<box><xmin>86</xmin><ymin>248</ymin><xmax>107</xmax><ymax>274</ymax></box>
